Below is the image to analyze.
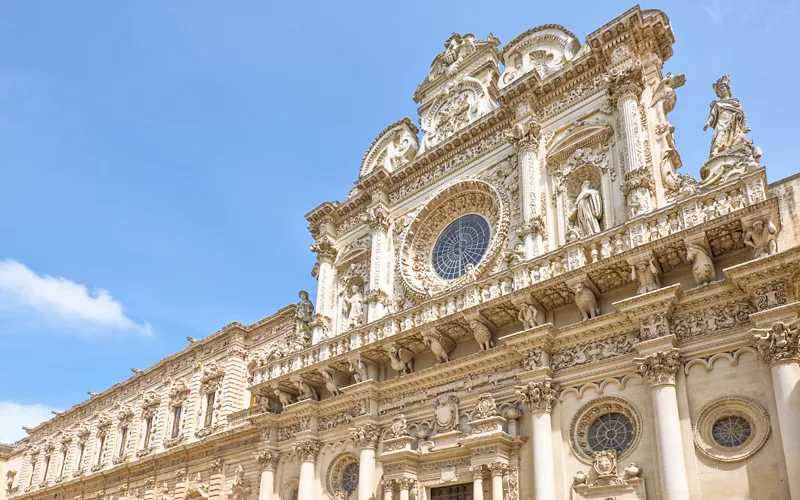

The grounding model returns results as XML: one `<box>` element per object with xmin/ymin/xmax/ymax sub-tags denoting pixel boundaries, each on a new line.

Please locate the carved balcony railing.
<box><xmin>227</xmin><ymin>405</ymin><xmax>271</xmax><ymax>427</ymax></box>
<box><xmin>248</xmin><ymin>169</ymin><xmax>773</xmax><ymax>392</ymax></box>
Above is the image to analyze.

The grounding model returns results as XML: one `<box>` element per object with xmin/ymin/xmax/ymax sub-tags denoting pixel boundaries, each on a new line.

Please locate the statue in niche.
<box><xmin>569</xmin><ymin>181</ymin><xmax>603</xmax><ymax>237</ymax></box>
<box><xmin>342</xmin><ymin>284</ymin><xmax>364</xmax><ymax>330</ymax></box>
<box><xmin>704</xmin><ymin>74</ymin><xmax>748</xmax><ymax>157</ymax></box>
<box><xmin>744</xmin><ymin>219</ymin><xmax>779</xmax><ymax>259</ymax></box>
<box><xmin>293</xmin><ymin>290</ymin><xmax>314</xmax><ymax>345</ymax></box>
<box><xmin>631</xmin><ymin>259</ymin><xmax>661</xmax><ymax>295</ymax></box>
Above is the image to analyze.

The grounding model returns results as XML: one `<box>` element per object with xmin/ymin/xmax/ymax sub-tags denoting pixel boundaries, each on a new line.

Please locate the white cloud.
<box><xmin>0</xmin><ymin>259</ymin><xmax>151</xmax><ymax>336</ymax></box>
<box><xmin>0</xmin><ymin>402</ymin><xmax>56</xmax><ymax>444</ymax></box>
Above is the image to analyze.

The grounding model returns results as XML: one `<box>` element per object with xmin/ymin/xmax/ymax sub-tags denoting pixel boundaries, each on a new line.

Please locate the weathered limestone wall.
<box><xmin>769</xmin><ymin>173</ymin><xmax>800</xmax><ymax>250</ymax></box>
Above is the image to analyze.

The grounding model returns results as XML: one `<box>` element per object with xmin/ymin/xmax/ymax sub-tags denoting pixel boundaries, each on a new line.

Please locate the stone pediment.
<box><xmin>499</xmin><ymin>24</ymin><xmax>581</xmax><ymax>90</ymax></box>
<box><xmin>359</xmin><ymin>118</ymin><xmax>419</xmax><ymax>178</ymax></box>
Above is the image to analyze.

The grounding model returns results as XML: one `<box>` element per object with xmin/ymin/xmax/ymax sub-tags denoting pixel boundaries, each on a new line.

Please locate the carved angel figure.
<box><xmin>517</xmin><ymin>303</ymin><xmax>540</xmax><ymax>330</ymax></box>
<box><xmin>342</xmin><ymin>284</ymin><xmax>364</xmax><ymax>331</ymax></box>
<box><xmin>704</xmin><ymin>75</ymin><xmax>748</xmax><ymax>156</ymax></box>
<box><xmin>569</xmin><ymin>181</ymin><xmax>603</xmax><ymax>237</ymax></box>
<box><xmin>385</xmin><ymin>344</ymin><xmax>414</xmax><ymax>376</ymax></box>
<box><xmin>631</xmin><ymin>259</ymin><xmax>661</xmax><ymax>295</ymax></box>
<box><xmin>423</xmin><ymin>332</ymin><xmax>456</xmax><ymax>364</ymax></box>
<box><xmin>744</xmin><ymin>219</ymin><xmax>779</xmax><ymax>259</ymax></box>
<box><xmin>686</xmin><ymin>244</ymin><xmax>715</xmax><ymax>286</ymax></box>
<box><xmin>469</xmin><ymin>320</ymin><xmax>494</xmax><ymax>351</ymax></box>
<box><xmin>572</xmin><ymin>282</ymin><xmax>600</xmax><ymax>321</ymax></box>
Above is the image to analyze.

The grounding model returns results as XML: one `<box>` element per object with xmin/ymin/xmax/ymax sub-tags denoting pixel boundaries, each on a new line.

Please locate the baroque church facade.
<box><xmin>4</xmin><ymin>6</ymin><xmax>800</xmax><ymax>500</ymax></box>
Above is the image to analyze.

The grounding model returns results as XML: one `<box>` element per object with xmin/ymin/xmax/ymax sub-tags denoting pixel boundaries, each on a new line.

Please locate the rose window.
<box><xmin>340</xmin><ymin>463</ymin><xmax>359</xmax><ymax>494</ymax></box>
<box><xmin>432</xmin><ymin>214</ymin><xmax>491</xmax><ymax>279</ymax></box>
<box><xmin>587</xmin><ymin>412</ymin><xmax>635</xmax><ymax>454</ymax></box>
<box><xmin>711</xmin><ymin>416</ymin><xmax>752</xmax><ymax>448</ymax></box>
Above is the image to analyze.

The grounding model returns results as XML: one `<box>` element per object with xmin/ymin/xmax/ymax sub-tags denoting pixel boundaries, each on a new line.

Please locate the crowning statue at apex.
<box><xmin>5</xmin><ymin>6</ymin><xmax>800</xmax><ymax>500</ymax></box>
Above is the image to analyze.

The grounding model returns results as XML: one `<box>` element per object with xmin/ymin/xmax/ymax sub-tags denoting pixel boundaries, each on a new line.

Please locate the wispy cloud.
<box><xmin>704</xmin><ymin>0</ymin><xmax>726</xmax><ymax>26</ymax></box>
<box><xmin>0</xmin><ymin>259</ymin><xmax>151</xmax><ymax>336</ymax></box>
<box><xmin>0</xmin><ymin>402</ymin><xmax>56</xmax><ymax>444</ymax></box>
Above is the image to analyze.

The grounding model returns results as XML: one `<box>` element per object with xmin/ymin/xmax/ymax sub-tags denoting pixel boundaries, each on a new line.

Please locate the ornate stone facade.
<box><xmin>3</xmin><ymin>7</ymin><xmax>800</xmax><ymax>500</ymax></box>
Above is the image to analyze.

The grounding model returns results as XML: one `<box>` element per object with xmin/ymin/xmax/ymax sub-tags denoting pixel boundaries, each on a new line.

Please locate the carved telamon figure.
<box><xmin>517</xmin><ymin>303</ymin><xmax>540</xmax><ymax>329</ymax></box>
<box><xmin>294</xmin><ymin>291</ymin><xmax>314</xmax><ymax>344</ymax></box>
<box><xmin>704</xmin><ymin>74</ymin><xmax>748</xmax><ymax>156</ymax></box>
<box><xmin>342</xmin><ymin>284</ymin><xmax>364</xmax><ymax>330</ymax></box>
<box><xmin>744</xmin><ymin>219</ymin><xmax>779</xmax><ymax>259</ymax></box>
<box><xmin>631</xmin><ymin>259</ymin><xmax>661</xmax><ymax>295</ymax></box>
<box><xmin>569</xmin><ymin>181</ymin><xmax>603</xmax><ymax>237</ymax></box>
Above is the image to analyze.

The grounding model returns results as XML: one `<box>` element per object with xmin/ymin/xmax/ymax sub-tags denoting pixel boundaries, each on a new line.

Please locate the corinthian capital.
<box><xmin>361</xmin><ymin>206</ymin><xmax>391</xmax><ymax>232</ymax></box>
<box><xmin>751</xmin><ymin>322</ymin><xmax>800</xmax><ymax>366</ymax></box>
<box><xmin>515</xmin><ymin>380</ymin><xmax>558</xmax><ymax>413</ymax></box>
<box><xmin>634</xmin><ymin>349</ymin><xmax>681</xmax><ymax>387</ymax></box>
<box><xmin>254</xmin><ymin>450</ymin><xmax>279</xmax><ymax>471</ymax></box>
<box><xmin>310</xmin><ymin>235</ymin><xmax>338</xmax><ymax>262</ymax></box>
<box><xmin>292</xmin><ymin>440</ymin><xmax>321</xmax><ymax>463</ymax></box>
<box><xmin>349</xmin><ymin>424</ymin><xmax>379</xmax><ymax>449</ymax></box>
<box><xmin>504</xmin><ymin>119</ymin><xmax>542</xmax><ymax>153</ymax></box>
<box><xmin>606</xmin><ymin>64</ymin><xmax>645</xmax><ymax>104</ymax></box>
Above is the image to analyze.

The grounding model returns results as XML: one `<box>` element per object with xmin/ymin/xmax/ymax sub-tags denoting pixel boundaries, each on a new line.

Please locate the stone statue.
<box><xmin>294</xmin><ymin>290</ymin><xmax>314</xmax><ymax>344</ymax></box>
<box><xmin>744</xmin><ymin>219</ymin><xmax>778</xmax><ymax>259</ymax></box>
<box><xmin>704</xmin><ymin>74</ymin><xmax>748</xmax><ymax>157</ymax></box>
<box><xmin>569</xmin><ymin>181</ymin><xmax>603</xmax><ymax>237</ymax></box>
<box><xmin>572</xmin><ymin>282</ymin><xmax>600</xmax><ymax>321</ymax></box>
<box><xmin>468</xmin><ymin>320</ymin><xmax>494</xmax><ymax>351</ymax></box>
<box><xmin>686</xmin><ymin>244</ymin><xmax>715</xmax><ymax>286</ymax></box>
<box><xmin>630</xmin><ymin>259</ymin><xmax>661</xmax><ymax>295</ymax></box>
<box><xmin>517</xmin><ymin>303</ymin><xmax>540</xmax><ymax>329</ymax></box>
<box><xmin>342</xmin><ymin>284</ymin><xmax>364</xmax><ymax>330</ymax></box>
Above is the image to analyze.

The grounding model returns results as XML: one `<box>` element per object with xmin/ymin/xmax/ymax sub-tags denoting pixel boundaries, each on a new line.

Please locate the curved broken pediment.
<box><xmin>499</xmin><ymin>25</ymin><xmax>581</xmax><ymax>89</ymax></box>
<box><xmin>359</xmin><ymin>118</ymin><xmax>419</xmax><ymax>178</ymax></box>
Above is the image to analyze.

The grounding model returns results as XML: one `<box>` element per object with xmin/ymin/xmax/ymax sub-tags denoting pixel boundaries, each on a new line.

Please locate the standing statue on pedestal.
<box><xmin>342</xmin><ymin>284</ymin><xmax>364</xmax><ymax>331</ymax></box>
<box><xmin>294</xmin><ymin>290</ymin><xmax>315</xmax><ymax>346</ymax></box>
<box><xmin>704</xmin><ymin>74</ymin><xmax>748</xmax><ymax>157</ymax></box>
<box><xmin>569</xmin><ymin>181</ymin><xmax>603</xmax><ymax>238</ymax></box>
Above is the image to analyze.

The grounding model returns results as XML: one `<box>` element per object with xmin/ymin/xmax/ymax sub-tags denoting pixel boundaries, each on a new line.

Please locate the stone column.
<box><xmin>634</xmin><ymin>349</ymin><xmax>690</xmax><ymax>500</ymax></box>
<box><xmin>293</xmin><ymin>441</ymin><xmax>320</xmax><ymax>500</ymax></box>
<box><xmin>751</xmin><ymin>322</ymin><xmax>800</xmax><ymax>499</ymax></box>
<box><xmin>311</xmin><ymin>235</ymin><xmax>338</xmax><ymax>320</ymax></box>
<box><xmin>209</xmin><ymin>459</ymin><xmax>223</xmax><ymax>500</ymax></box>
<box><xmin>349</xmin><ymin>425</ymin><xmax>379</xmax><ymax>500</ymax></box>
<box><xmin>380</xmin><ymin>479</ymin><xmax>393</xmax><ymax>500</ymax></box>
<box><xmin>515</xmin><ymin>379</ymin><xmax>557</xmax><ymax>500</ymax></box>
<box><xmin>363</xmin><ymin>207</ymin><xmax>391</xmax><ymax>323</ymax></box>
<box><xmin>255</xmin><ymin>450</ymin><xmax>279</xmax><ymax>500</ymax></box>
<box><xmin>608</xmin><ymin>67</ymin><xmax>645</xmax><ymax>175</ymax></box>
<box><xmin>505</xmin><ymin>120</ymin><xmax>544</xmax><ymax>259</ymax></box>
<box><xmin>396</xmin><ymin>478</ymin><xmax>414</xmax><ymax>500</ymax></box>
<box><xmin>488</xmin><ymin>464</ymin><xmax>505</xmax><ymax>500</ymax></box>
<box><xmin>469</xmin><ymin>466</ymin><xmax>485</xmax><ymax>500</ymax></box>
<box><xmin>221</xmin><ymin>331</ymin><xmax>248</xmax><ymax>420</ymax></box>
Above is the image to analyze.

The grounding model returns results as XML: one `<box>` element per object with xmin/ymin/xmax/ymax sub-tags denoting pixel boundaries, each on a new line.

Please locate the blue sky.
<box><xmin>0</xmin><ymin>0</ymin><xmax>797</xmax><ymax>442</ymax></box>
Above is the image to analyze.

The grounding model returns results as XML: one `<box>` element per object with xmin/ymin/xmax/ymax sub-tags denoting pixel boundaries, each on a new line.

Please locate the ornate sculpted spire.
<box><xmin>751</xmin><ymin>322</ymin><xmax>800</xmax><ymax>366</ymax></box>
<box><xmin>515</xmin><ymin>380</ymin><xmax>558</xmax><ymax>413</ymax></box>
<box><xmin>349</xmin><ymin>424</ymin><xmax>380</xmax><ymax>449</ymax></box>
<box><xmin>634</xmin><ymin>349</ymin><xmax>681</xmax><ymax>387</ymax></box>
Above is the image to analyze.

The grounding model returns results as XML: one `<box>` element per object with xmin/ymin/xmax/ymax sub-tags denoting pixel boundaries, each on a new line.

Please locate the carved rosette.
<box><xmin>254</xmin><ymin>450</ymin><xmax>279</xmax><ymax>471</ymax></box>
<box><xmin>389</xmin><ymin>415</ymin><xmax>409</xmax><ymax>439</ymax></box>
<box><xmin>349</xmin><ymin>424</ymin><xmax>380</xmax><ymax>450</ymax></box>
<box><xmin>473</xmin><ymin>393</ymin><xmax>497</xmax><ymax>420</ymax></box>
<box><xmin>751</xmin><ymin>322</ymin><xmax>800</xmax><ymax>366</ymax></box>
<box><xmin>504</xmin><ymin>120</ymin><xmax>542</xmax><ymax>153</ymax></box>
<box><xmin>635</xmin><ymin>349</ymin><xmax>681</xmax><ymax>387</ymax></box>
<box><xmin>293</xmin><ymin>440</ymin><xmax>321</xmax><ymax>463</ymax></box>
<box><xmin>399</xmin><ymin>179</ymin><xmax>510</xmax><ymax>298</ymax></box>
<box><xmin>515</xmin><ymin>380</ymin><xmax>558</xmax><ymax>414</ymax></box>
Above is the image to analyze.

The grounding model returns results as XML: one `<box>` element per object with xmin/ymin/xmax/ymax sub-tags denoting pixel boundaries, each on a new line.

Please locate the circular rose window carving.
<box><xmin>326</xmin><ymin>453</ymin><xmax>359</xmax><ymax>498</ymax></box>
<box><xmin>570</xmin><ymin>397</ymin><xmax>642</xmax><ymax>464</ymax></box>
<box><xmin>399</xmin><ymin>180</ymin><xmax>510</xmax><ymax>298</ymax></box>
<box><xmin>693</xmin><ymin>397</ymin><xmax>769</xmax><ymax>462</ymax></box>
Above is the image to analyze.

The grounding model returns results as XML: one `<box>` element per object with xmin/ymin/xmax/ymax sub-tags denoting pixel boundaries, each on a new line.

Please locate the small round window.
<box><xmin>712</xmin><ymin>416</ymin><xmax>752</xmax><ymax>448</ymax></box>
<box><xmin>431</xmin><ymin>214</ymin><xmax>491</xmax><ymax>280</ymax></box>
<box><xmin>587</xmin><ymin>412</ymin><xmax>635</xmax><ymax>454</ymax></box>
<box><xmin>340</xmin><ymin>463</ymin><xmax>359</xmax><ymax>495</ymax></box>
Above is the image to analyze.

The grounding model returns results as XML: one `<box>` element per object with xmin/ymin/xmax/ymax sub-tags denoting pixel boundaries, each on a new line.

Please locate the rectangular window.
<box><xmin>41</xmin><ymin>456</ymin><xmax>50</xmax><ymax>483</ymax></box>
<box><xmin>58</xmin><ymin>449</ymin><xmax>67</xmax><ymax>477</ymax></box>
<box><xmin>117</xmin><ymin>427</ymin><xmax>128</xmax><ymax>458</ymax></box>
<box><xmin>171</xmin><ymin>406</ymin><xmax>182</xmax><ymax>438</ymax></box>
<box><xmin>75</xmin><ymin>444</ymin><xmax>85</xmax><ymax>473</ymax></box>
<box><xmin>142</xmin><ymin>416</ymin><xmax>153</xmax><ymax>448</ymax></box>
<box><xmin>204</xmin><ymin>392</ymin><xmax>215</xmax><ymax>428</ymax></box>
<box><xmin>94</xmin><ymin>436</ymin><xmax>105</xmax><ymax>465</ymax></box>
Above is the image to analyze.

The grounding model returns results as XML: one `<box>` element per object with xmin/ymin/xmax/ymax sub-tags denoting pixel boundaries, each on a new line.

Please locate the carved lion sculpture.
<box><xmin>469</xmin><ymin>320</ymin><xmax>494</xmax><ymax>351</ymax></box>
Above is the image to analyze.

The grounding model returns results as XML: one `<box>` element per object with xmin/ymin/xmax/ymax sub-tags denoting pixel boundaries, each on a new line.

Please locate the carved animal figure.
<box><xmin>423</xmin><ymin>332</ymin><xmax>456</xmax><ymax>364</ymax></box>
<box><xmin>686</xmin><ymin>244</ymin><xmax>715</xmax><ymax>286</ymax></box>
<box><xmin>348</xmin><ymin>357</ymin><xmax>369</xmax><ymax>383</ymax></box>
<box><xmin>319</xmin><ymin>369</ymin><xmax>340</xmax><ymax>397</ymax></box>
<box><xmin>294</xmin><ymin>380</ymin><xmax>318</xmax><ymax>401</ymax></box>
<box><xmin>469</xmin><ymin>320</ymin><xmax>494</xmax><ymax>351</ymax></box>
<box><xmin>385</xmin><ymin>345</ymin><xmax>414</xmax><ymax>376</ymax></box>
<box><xmin>572</xmin><ymin>282</ymin><xmax>600</xmax><ymax>321</ymax></box>
<box><xmin>273</xmin><ymin>388</ymin><xmax>294</xmax><ymax>407</ymax></box>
